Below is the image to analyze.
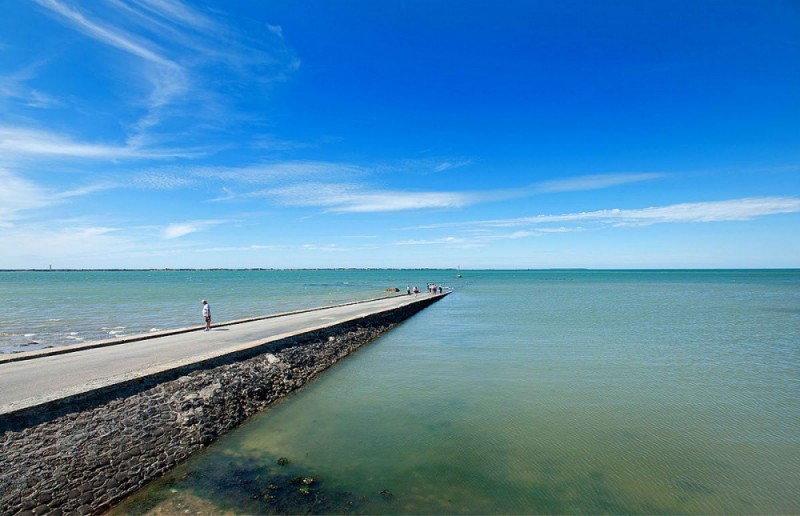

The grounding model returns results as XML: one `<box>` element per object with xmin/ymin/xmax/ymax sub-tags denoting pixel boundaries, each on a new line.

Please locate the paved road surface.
<box><xmin>0</xmin><ymin>292</ymin><xmax>444</xmax><ymax>416</ymax></box>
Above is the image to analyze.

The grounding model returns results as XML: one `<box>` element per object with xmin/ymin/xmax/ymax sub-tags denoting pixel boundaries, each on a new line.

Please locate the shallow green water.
<box><xmin>92</xmin><ymin>271</ymin><xmax>800</xmax><ymax>513</ymax></box>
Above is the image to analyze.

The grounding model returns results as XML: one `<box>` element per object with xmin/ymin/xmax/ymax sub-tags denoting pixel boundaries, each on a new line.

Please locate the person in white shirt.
<box><xmin>202</xmin><ymin>299</ymin><xmax>211</xmax><ymax>331</ymax></box>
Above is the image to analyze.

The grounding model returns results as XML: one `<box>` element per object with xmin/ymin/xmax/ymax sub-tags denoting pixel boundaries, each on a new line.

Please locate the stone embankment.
<box><xmin>0</xmin><ymin>297</ymin><xmax>440</xmax><ymax>515</ymax></box>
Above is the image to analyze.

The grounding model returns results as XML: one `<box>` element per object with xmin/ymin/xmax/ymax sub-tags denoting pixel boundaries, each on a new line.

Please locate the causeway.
<box><xmin>0</xmin><ymin>291</ymin><xmax>445</xmax><ymax>417</ymax></box>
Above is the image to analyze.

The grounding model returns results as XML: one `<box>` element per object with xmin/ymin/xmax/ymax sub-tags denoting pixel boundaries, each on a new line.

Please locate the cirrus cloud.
<box><xmin>256</xmin><ymin>182</ymin><xmax>476</xmax><ymax>212</ymax></box>
<box><xmin>415</xmin><ymin>196</ymin><xmax>800</xmax><ymax>231</ymax></box>
<box><xmin>535</xmin><ymin>173</ymin><xmax>663</xmax><ymax>193</ymax></box>
<box><xmin>161</xmin><ymin>219</ymin><xmax>228</xmax><ymax>239</ymax></box>
<box><xmin>0</xmin><ymin>126</ymin><xmax>195</xmax><ymax>160</ymax></box>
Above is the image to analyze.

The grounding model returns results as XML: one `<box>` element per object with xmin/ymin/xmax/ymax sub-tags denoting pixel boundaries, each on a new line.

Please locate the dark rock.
<box><xmin>35</xmin><ymin>491</ymin><xmax>52</xmax><ymax>504</ymax></box>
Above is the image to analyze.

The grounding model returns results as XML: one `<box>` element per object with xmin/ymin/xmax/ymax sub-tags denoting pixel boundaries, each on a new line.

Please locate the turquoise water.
<box><xmin>4</xmin><ymin>270</ymin><xmax>799</xmax><ymax>513</ymax></box>
<box><xmin>0</xmin><ymin>269</ymin><xmax>448</xmax><ymax>353</ymax></box>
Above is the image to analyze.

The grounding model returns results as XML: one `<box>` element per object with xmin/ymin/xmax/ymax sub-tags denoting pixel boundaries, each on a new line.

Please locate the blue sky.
<box><xmin>1</xmin><ymin>0</ymin><xmax>798</xmax><ymax>269</ymax></box>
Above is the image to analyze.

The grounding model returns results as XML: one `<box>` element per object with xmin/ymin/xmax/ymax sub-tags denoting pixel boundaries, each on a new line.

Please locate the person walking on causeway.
<box><xmin>202</xmin><ymin>299</ymin><xmax>211</xmax><ymax>331</ymax></box>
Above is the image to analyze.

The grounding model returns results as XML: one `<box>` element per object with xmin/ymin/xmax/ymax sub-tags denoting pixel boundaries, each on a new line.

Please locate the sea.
<box><xmin>2</xmin><ymin>269</ymin><xmax>799</xmax><ymax>514</ymax></box>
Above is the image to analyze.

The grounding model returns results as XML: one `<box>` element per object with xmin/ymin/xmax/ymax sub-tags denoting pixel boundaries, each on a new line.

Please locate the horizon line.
<box><xmin>1</xmin><ymin>267</ymin><xmax>798</xmax><ymax>272</ymax></box>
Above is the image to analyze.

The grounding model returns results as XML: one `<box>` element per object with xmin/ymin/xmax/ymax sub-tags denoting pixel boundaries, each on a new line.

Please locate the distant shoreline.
<box><xmin>1</xmin><ymin>268</ymin><xmax>797</xmax><ymax>272</ymax></box>
<box><xmin>0</xmin><ymin>267</ymin><xmax>458</xmax><ymax>272</ymax></box>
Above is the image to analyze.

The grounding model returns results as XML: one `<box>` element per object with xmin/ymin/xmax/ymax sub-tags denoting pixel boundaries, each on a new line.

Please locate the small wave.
<box><xmin>109</xmin><ymin>330</ymin><xmax>125</xmax><ymax>336</ymax></box>
<box><xmin>149</xmin><ymin>328</ymin><xmax>161</xmax><ymax>332</ymax></box>
<box><xmin>24</xmin><ymin>333</ymin><xmax>36</xmax><ymax>337</ymax></box>
<box><xmin>48</xmin><ymin>318</ymin><xmax>62</xmax><ymax>322</ymax></box>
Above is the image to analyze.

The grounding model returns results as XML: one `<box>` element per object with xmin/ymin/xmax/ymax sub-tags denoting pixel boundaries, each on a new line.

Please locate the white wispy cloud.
<box><xmin>208</xmin><ymin>187</ymin><xmax>237</xmax><ymax>202</ymax></box>
<box><xmin>266</xmin><ymin>24</ymin><xmax>284</xmax><ymax>39</ymax></box>
<box><xmin>391</xmin><ymin>228</ymin><xmax>583</xmax><ymax>249</ymax></box>
<box><xmin>198</xmin><ymin>161</ymin><xmax>367</xmax><ymax>185</ymax></box>
<box><xmin>129</xmin><ymin>0</ymin><xmax>218</xmax><ymax>31</ymax></box>
<box><xmin>58</xmin><ymin>182</ymin><xmax>118</xmax><ymax>199</ymax></box>
<box><xmin>393</xmin><ymin>236</ymin><xmax>472</xmax><ymax>246</ymax></box>
<box><xmin>32</xmin><ymin>0</ymin><xmax>299</xmax><ymax>149</ymax></box>
<box><xmin>34</xmin><ymin>0</ymin><xmax>177</xmax><ymax>66</ymax></box>
<box><xmin>258</xmin><ymin>183</ymin><xmax>476</xmax><ymax>212</ymax></box>
<box><xmin>25</xmin><ymin>90</ymin><xmax>63</xmax><ymax>108</ymax></box>
<box><xmin>492</xmin><ymin>197</ymin><xmax>800</xmax><ymax>227</ymax></box>
<box><xmin>0</xmin><ymin>168</ymin><xmax>114</xmax><ymax>226</ymax></box>
<box><xmin>195</xmin><ymin>244</ymin><xmax>286</xmax><ymax>253</ymax></box>
<box><xmin>35</xmin><ymin>0</ymin><xmax>187</xmax><ymax>147</ymax></box>
<box><xmin>433</xmin><ymin>160</ymin><xmax>472</xmax><ymax>173</ymax></box>
<box><xmin>0</xmin><ymin>126</ymin><xmax>194</xmax><ymax>160</ymax></box>
<box><xmin>250</xmin><ymin>135</ymin><xmax>312</xmax><ymax>152</ymax></box>
<box><xmin>162</xmin><ymin>219</ymin><xmax>228</xmax><ymax>239</ymax></box>
<box><xmin>535</xmin><ymin>227</ymin><xmax>584</xmax><ymax>233</ymax></box>
<box><xmin>131</xmin><ymin>172</ymin><xmax>197</xmax><ymax>190</ymax></box>
<box><xmin>0</xmin><ymin>64</ymin><xmax>64</xmax><ymax>108</ymax></box>
<box><xmin>415</xmin><ymin>197</ymin><xmax>800</xmax><ymax>231</ymax></box>
<box><xmin>535</xmin><ymin>173</ymin><xmax>664</xmax><ymax>193</ymax></box>
<box><xmin>337</xmin><ymin>191</ymin><xmax>472</xmax><ymax>213</ymax></box>
<box><xmin>0</xmin><ymin>169</ymin><xmax>51</xmax><ymax>226</ymax></box>
<box><xmin>207</xmin><ymin>168</ymin><xmax>667</xmax><ymax>213</ymax></box>
<box><xmin>300</xmin><ymin>243</ymin><xmax>350</xmax><ymax>252</ymax></box>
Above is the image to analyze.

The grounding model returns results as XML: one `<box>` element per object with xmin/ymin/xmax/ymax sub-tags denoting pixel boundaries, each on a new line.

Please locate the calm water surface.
<box><xmin>10</xmin><ymin>270</ymin><xmax>799</xmax><ymax>514</ymax></box>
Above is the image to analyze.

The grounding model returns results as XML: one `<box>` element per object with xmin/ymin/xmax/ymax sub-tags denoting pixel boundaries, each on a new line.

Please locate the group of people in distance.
<box><xmin>427</xmin><ymin>283</ymin><xmax>444</xmax><ymax>294</ymax></box>
<box><xmin>405</xmin><ymin>283</ymin><xmax>444</xmax><ymax>296</ymax></box>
